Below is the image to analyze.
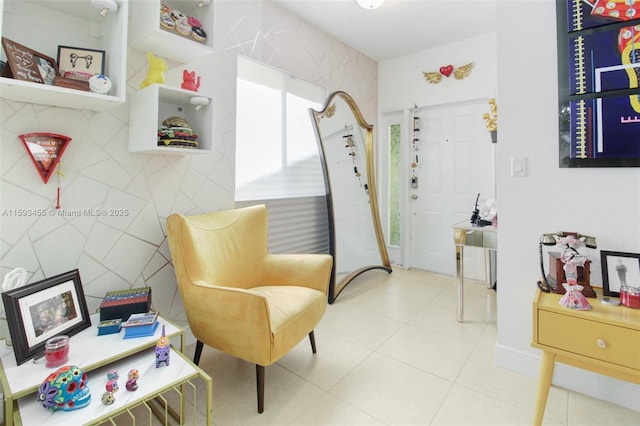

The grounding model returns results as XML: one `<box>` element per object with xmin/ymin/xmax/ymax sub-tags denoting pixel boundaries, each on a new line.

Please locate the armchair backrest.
<box><xmin>166</xmin><ymin>205</ymin><xmax>269</xmax><ymax>289</ymax></box>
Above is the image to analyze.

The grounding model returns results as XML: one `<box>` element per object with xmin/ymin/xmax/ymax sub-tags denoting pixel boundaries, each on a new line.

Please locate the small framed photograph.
<box><xmin>57</xmin><ymin>45</ymin><xmax>105</xmax><ymax>79</ymax></box>
<box><xmin>1</xmin><ymin>269</ymin><xmax>91</xmax><ymax>365</ymax></box>
<box><xmin>1</xmin><ymin>37</ymin><xmax>59</xmax><ymax>85</ymax></box>
<box><xmin>600</xmin><ymin>251</ymin><xmax>640</xmax><ymax>297</ymax></box>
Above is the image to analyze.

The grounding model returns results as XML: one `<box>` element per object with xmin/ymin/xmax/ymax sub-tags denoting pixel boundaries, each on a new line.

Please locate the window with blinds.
<box><xmin>235</xmin><ymin>57</ymin><xmax>329</xmax><ymax>254</ymax></box>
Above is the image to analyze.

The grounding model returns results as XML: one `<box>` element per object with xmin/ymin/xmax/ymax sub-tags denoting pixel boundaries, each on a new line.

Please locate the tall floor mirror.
<box><xmin>310</xmin><ymin>91</ymin><xmax>392</xmax><ymax>303</ymax></box>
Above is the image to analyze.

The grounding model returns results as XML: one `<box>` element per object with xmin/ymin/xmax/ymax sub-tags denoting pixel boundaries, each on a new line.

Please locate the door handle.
<box><xmin>411</xmin><ymin>194</ymin><xmax>418</xmax><ymax>200</ymax></box>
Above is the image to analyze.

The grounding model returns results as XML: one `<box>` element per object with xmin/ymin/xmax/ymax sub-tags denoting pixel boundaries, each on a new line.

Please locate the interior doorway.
<box><xmin>382</xmin><ymin>99</ymin><xmax>495</xmax><ymax>279</ymax></box>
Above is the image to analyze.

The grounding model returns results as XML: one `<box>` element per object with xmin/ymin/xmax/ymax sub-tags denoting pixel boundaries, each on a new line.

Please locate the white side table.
<box><xmin>0</xmin><ymin>314</ymin><xmax>212</xmax><ymax>425</ymax></box>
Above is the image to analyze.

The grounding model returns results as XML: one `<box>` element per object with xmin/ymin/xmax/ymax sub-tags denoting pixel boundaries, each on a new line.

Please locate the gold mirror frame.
<box><xmin>310</xmin><ymin>91</ymin><xmax>391</xmax><ymax>303</ymax></box>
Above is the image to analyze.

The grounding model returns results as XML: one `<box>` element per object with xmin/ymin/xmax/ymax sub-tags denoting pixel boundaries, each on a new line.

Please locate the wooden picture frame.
<box><xmin>600</xmin><ymin>250</ymin><xmax>640</xmax><ymax>297</ymax></box>
<box><xmin>1</xmin><ymin>269</ymin><xmax>91</xmax><ymax>366</ymax></box>
<box><xmin>1</xmin><ymin>37</ymin><xmax>59</xmax><ymax>85</ymax></box>
<box><xmin>57</xmin><ymin>45</ymin><xmax>105</xmax><ymax>79</ymax></box>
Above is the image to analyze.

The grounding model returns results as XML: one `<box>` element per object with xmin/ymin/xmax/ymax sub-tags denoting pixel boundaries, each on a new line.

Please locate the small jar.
<box><xmin>44</xmin><ymin>335</ymin><xmax>70</xmax><ymax>368</ymax></box>
<box><xmin>620</xmin><ymin>286</ymin><xmax>640</xmax><ymax>309</ymax></box>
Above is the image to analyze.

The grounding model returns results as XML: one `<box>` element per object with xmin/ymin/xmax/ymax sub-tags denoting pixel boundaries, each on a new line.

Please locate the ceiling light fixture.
<box><xmin>356</xmin><ymin>0</ymin><xmax>384</xmax><ymax>10</ymax></box>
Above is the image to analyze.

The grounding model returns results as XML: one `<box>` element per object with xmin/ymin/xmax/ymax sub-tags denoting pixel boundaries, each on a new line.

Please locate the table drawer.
<box><xmin>538</xmin><ymin>310</ymin><xmax>640</xmax><ymax>370</ymax></box>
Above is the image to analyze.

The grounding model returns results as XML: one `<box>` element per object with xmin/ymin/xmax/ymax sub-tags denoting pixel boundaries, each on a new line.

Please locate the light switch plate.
<box><xmin>510</xmin><ymin>156</ymin><xmax>526</xmax><ymax>177</ymax></box>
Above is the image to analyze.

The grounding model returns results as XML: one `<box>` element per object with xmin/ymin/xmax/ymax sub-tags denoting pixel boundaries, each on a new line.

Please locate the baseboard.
<box><xmin>495</xmin><ymin>343</ymin><xmax>640</xmax><ymax>412</ymax></box>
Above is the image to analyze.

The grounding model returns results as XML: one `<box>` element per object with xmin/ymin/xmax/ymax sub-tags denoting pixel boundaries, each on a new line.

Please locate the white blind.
<box><xmin>235</xmin><ymin>57</ymin><xmax>330</xmax><ymax>255</ymax></box>
<box><xmin>235</xmin><ymin>197</ymin><xmax>330</xmax><ymax>255</ymax></box>
<box><xmin>235</xmin><ymin>56</ymin><xmax>326</xmax><ymax>201</ymax></box>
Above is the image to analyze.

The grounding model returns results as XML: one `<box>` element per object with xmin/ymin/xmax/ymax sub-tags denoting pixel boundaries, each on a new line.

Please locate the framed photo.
<box><xmin>1</xmin><ymin>269</ymin><xmax>91</xmax><ymax>365</ymax></box>
<box><xmin>600</xmin><ymin>251</ymin><xmax>640</xmax><ymax>297</ymax></box>
<box><xmin>57</xmin><ymin>45</ymin><xmax>105</xmax><ymax>79</ymax></box>
<box><xmin>1</xmin><ymin>37</ymin><xmax>59</xmax><ymax>85</ymax></box>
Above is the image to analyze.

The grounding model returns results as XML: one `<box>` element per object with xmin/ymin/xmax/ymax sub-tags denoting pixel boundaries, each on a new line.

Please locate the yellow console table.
<box><xmin>531</xmin><ymin>289</ymin><xmax>640</xmax><ymax>425</ymax></box>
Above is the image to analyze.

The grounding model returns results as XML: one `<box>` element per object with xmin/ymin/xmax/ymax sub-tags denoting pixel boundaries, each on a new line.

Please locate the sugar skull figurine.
<box><xmin>107</xmin><ymin>369</ymin><xmax>119</xmax><ymax>381</ymax></box>
<box><xmin>155</xmin><ymin>325</ymin><xmax>170</xmax><ymax>367</ymax></box>
<box><xmin>126</xmin><ymin>368</ymin><xmax>139</xmax><ymax>391</ymax></box>
<box><xmin>37</xmin><ymin>365</ymin><xmax>91</xmax><ymax>411</ymax></box>
<box><xmin>105</xmin><ymin>379</ymin><xmax>119</xmax><ymax>393</ymax></box>
<box><xmin>101</xmin><ymin>391</ymin><xmax>115</xmax><ymax>405</ymax></box>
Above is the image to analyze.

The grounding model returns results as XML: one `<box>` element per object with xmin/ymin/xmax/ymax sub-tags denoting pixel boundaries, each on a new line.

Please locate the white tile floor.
<box><xmin>185</xmin><ymin>268</ymin><xmax>639</xmax><ymax>425</ymax></box>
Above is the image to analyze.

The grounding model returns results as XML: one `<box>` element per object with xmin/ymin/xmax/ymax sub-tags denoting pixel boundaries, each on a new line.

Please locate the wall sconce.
<box><xmin>91</xmin><ymin>0</ymin><xmax>118</xmax><ymax>16</ymax></box>
<box><xmin>482</xmin><ymin>98</ymin><xmax>498</xmax><ymax>143</ymax></box>
<box><xmin>356</xmin><ymin>0</ymin><xmax>384</xmax><ymax>9</ymax></box>
<box><xmin>190</xmin><ymin>96</ymin><xmax>209</xmax><ymax>111</ymax></box>
<box><xmin>538</xmin><ymin>231</ymin><xmax>597</xmax><ymax>297</ymax></box>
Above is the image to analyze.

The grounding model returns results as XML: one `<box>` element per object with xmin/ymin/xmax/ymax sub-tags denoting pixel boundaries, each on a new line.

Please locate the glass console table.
<box><xmin>0</xmin><ymin>314</ymin><xmax>212</xmax><ymax>425</ymax></box>
<box><xmin>452</xmin><ymin>221</ymin><xmax>497</xmax><ymax>322</ymax></box>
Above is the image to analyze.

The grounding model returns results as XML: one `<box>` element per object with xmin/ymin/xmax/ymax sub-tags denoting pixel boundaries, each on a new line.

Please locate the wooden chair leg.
<box><xmin>193</xmin><ymin>340</ymin><xmax>204</xmax><ymax>365</ymax></box>
<box><xmin>309</xmin><ymin>330</ymin><xmax>317</xmax><ymax>353</ymax></box>
<box><xmin>256</xmin><ymin>364</ymin><xmax>265</xmax><ymax>413</ymax></box>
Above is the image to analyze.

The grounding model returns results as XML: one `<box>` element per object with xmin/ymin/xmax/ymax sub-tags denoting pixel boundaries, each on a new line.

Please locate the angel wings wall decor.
<box><xmin>423</xmin><ymin>62</ymin><xmax>474</xmax><ymax>84</ymax></box>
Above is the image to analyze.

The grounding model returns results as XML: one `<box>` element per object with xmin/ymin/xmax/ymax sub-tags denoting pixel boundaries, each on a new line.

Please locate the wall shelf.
<box><xmin>128</xmin><ymin>84</ymin><xmax>213</xmax><ymax>155</ymax></box>
<box><xmin>129</xmin><ymin>0</ymin><xmax>213</xmax><ymax>63</ymax></box>
<box><xmin>0</xmin><ymin>0</ymin><xmax>128</xmax><ymax>111</ymax></box>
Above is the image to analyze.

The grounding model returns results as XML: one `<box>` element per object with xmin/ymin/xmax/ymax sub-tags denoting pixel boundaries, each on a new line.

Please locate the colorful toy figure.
<box><xmin>181</xmin><ymin>69</ymin><xmax>201</xmax><ymax>92</ymax></box>
<box><xmin>105</xmin><ymin>379</ymin><xmax>119</xmax><ymax>393</ymax></box>
<box><xmin>101</xmin><ymin>391</ymin><xmax>115</xmax><ymax>405</ymax></box>
<box><xmin>107</xmin><ymin>369</ymin><xmax>119</xmax><ymax>381</ymax></box>
<box><xmin>126</xmin><ymin>368</ymin><xmax>140</xmax><ymax>391</ymax></box>
<box><xmin>139</xmin><ymin>52</ymin><xmax>168</xmax><ymax>89</ymax></box>
<box><xmin>36</xmin><ymin>365</ymin><xmax>91</xmax><ymax>411</ymax></box>
<box><xmin>155</xmin><ymin>325</ymin><xmax>170</xmax><ymax>367</ymax></box>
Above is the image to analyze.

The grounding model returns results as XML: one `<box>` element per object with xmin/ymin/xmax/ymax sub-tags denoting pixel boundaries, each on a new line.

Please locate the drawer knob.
<box><xmin>596</xmin><ymin>339</ymin><xmax>606</xmax><ymax>348</ymax></box>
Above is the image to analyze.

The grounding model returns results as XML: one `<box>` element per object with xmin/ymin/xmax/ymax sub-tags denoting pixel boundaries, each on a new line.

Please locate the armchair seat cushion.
<box><xmin>251</xmin><ymin>286</ymin><xmax>326</xmax><ymax>361</ymax></box>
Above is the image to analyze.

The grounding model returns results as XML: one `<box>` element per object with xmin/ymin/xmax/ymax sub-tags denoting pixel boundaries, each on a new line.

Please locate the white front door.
<box><xmin>408</xmin><ymin>99</ymin><xmax>495</xmax><ymax>279</ymax></box>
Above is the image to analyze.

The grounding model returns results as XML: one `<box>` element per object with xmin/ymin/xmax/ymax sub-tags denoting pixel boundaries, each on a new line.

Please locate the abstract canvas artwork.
<box><xmin>557</xmin><ymin>0</ymin><xmax>640</xmax><ymax>167</ymax></box>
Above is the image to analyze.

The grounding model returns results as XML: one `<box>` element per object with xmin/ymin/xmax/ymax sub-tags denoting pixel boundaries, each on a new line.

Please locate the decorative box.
<box><xmin>53</xmin><ymin>76</ymin><xmax>90</xmax><ymax>92</ymax></box>
<box><xmin>546</xmin><ymin>251</ymin><xmax>595</xmax><ymax>297</ymax></box>
<box><xmin>97</xmin><ymin>319</ymin><xmax>122</xmax><ymax>336</ymax></box>
<box><xmin>99</xmin><ymin>287</ymin><xmax>152</xmax><ymax>321</ymax></box>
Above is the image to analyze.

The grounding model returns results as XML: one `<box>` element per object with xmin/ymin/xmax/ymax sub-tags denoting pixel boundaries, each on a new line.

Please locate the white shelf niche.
<box><xmin>130</xmin><ymin>0</ymin><xmax>213</xmax><ymax>63</ymax></box>
<box><xmin>129</xmin><ymin>84</ymin><xmax>213</xmax><ymax>155</ymax></box>
<box><xmin>0</xmin><ymin>0</ymin><xmax>128</xmax><ymax>111</ymax></box>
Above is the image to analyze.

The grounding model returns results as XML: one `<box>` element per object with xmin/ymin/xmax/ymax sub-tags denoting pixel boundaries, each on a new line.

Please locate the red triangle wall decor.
<box><xmin>19</xmin><ymin>133</ymin><xmax>72</xmax><ymax>184</ymax></box>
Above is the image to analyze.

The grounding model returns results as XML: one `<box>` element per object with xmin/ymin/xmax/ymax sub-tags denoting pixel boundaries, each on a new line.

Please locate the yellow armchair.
<box><xmin>166</xmin><ymin>204</ymin><xmax>332</xmax><ymax>413</ymax></box>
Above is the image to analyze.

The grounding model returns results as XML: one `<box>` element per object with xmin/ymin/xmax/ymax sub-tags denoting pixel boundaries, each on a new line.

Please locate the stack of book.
<box><xmin>121</xmin><ymin>312</ymin><xmax>159</xmax><ymax>339</ymax></box>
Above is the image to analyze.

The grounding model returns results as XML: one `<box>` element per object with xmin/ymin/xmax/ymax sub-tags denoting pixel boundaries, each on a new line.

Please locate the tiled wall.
<box><xmin>0</xmin><ymin>0</ymin><xmax>377</xmax><ymax>335</ymax></box>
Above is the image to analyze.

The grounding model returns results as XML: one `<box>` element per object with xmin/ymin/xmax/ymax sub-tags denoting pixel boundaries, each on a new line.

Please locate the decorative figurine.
<box><xmin>107</xmin><ymin>369</ymin><xmax>119</xmax><ymax>381</ymax></box>
<box><xmin>126</xmin><ymin>368</ymin><xmax>139</xmax><ymax>391</ymax></box>
<box><xmin>101</xmin><ymin>391</ymin><xmax>115</xmax><ymax>405</ymax></box>
<box><xmin>181</xmin><ymin>69</ymin><xmax>201</xmax><ymax>92</ymax></box>
<box><xmin>37</xmin><ymin>365</ymin><xmax>91</xmax><ymax>411</ymax></box>
<box><xmin>139</xmin><ymin>52</ymin><xmax>168</xmax><ymax>89</ymax></box>
<box><xmin>155</xmin><ymin>325</ymin><xmax>170</xmax><ymax>367</ymax></box>
<box><xmin>105</xmin><ymin>379</ymin><xmax>119</xmax><ymax>393</ymax></box>
<box><xmin>557</xmin><ymin>235</ymin><xmax>592</xmax><ymax>310</ymax></box>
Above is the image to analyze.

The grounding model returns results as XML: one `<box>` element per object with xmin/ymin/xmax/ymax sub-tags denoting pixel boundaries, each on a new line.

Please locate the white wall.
<box><xmin>379</xmin><ymin>0</ymin><xmax>639</xmax><ymax>412</ymax></box>
<box><xmin>379</xmin><ymin>0</ymin><xmax>640</xmax><ymax>410</ymax></box>
<box><xmin>0</xmin><ymin>1</ymin><xmax>377</xmax><ymax>339</ymax></box>
<box><xmin>496</xmin><ymin>0</ymin><xmax>640</xmax><ymax>410</ymax></box>
<box><xmin>379</xmin><ymin>33</ymin><xmax>497</xmax><ymax>111</ymax></box>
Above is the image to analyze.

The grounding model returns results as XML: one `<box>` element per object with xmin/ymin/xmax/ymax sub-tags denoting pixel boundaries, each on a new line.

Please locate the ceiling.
<box><xmin>271</xmin><ymin>0</ymin><xmax>498</xmax><ymax>62</ymax></box>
